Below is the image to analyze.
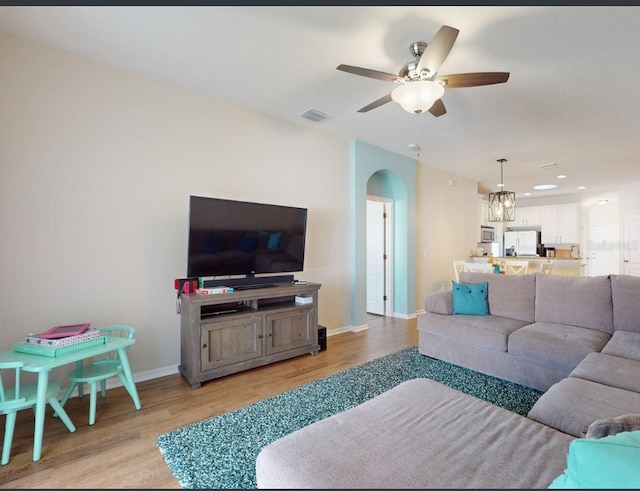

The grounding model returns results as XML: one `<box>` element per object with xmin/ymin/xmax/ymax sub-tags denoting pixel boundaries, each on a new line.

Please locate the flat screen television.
<box><xmin>186</xmin><ymin>195</ymin><xmax>307</xmax><ymax>279</ymax></box>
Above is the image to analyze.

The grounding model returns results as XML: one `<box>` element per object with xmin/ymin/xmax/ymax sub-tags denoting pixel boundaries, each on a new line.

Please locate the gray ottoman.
<box><xmin>256</xmin><ymin>378</ymin><xmax>574</xmax><ymax>489</ymax></box>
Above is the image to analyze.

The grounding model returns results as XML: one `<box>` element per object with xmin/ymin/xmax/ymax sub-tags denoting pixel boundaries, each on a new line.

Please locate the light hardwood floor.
<box><xmin>1</xmin><ymin>316</ymin><xmax>418</xmax><ymax>489</ymax></box>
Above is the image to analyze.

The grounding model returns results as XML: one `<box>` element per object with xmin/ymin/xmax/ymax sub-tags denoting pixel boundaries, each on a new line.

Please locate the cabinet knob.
<box><xmin>258</xmin><ymin>334</ymin><xmax>263</xmax><ymax>339</ymax></box>
<box><xmin>202</xmin><ymin>343</ymin><xmax>207</xmax><ymax>349</ymax></box>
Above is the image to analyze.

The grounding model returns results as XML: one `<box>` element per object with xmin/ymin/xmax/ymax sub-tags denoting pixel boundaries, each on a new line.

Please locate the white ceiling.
<box><xmin>1</xmin><ymin>5</ymin><xmax>639</xmax><ymax>204</ymax></box>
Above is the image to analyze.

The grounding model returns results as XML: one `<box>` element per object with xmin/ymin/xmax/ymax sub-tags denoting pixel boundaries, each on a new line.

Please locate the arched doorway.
<box><xmin>350</xmin><ymin>140</ymin><xmax>416</xmax><ymax>330</ymax></box>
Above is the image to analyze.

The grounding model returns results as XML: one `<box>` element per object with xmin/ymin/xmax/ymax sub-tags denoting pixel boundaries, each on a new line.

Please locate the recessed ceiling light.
<box><xmin>533</xmin><ymin>184</ymin><xmax>557</xmax><ymax>190</ymax></box>
<box><xmin>497</xmin><ymin>183</ymin><xmax>505</xmax><ymax>188</ymax></box>
<box><xmin>524</xmin><ymin>192</ymin><xmax>531</xmax><ymax>196</ymax></box>
<box><xmin>597</xmin><ymin>200</ymin><xmax>609</xmax><ymax>205</ymax></box>
<box><xmin>557</xmin><ymin>175</ymin><xmax>567</xmax><ymax>179</ymax></box>
<box><xmin>577</xmin><ymin>186</ymin><xmax>586</xmax><ymax>190</ymax></box>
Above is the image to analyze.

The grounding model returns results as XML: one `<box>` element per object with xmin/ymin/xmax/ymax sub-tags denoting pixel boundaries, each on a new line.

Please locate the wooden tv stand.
<box><xmin>179</xmin><ymin>282</ymin><xmax>321</xmax><ymax>389</ymax></box>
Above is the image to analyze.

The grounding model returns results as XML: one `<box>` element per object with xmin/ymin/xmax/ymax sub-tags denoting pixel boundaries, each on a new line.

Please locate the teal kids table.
<box><xmin>0</xmin><ymin>336</ymin><xmax>141</xmax><ymax>461</ymax></box>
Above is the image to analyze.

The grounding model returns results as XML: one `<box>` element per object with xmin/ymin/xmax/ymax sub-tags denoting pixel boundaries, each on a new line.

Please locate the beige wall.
<box><xmin>0</xmin><ymin>31</ymin><xmax>355</xmax><ymax>384</ymax></box>
<box><xmin>0</xmin><ymin>30</ymin><xmax>479</xmax><ymax>386</ymax></box>
<box><xmin>415</xmin><ymin>164</ymin><xmax>479</xmax><ymax>309</ymax></box>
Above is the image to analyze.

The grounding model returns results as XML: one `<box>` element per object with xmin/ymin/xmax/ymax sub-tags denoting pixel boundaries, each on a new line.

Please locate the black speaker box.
<box><xmin>318</xmin><ymin>326</ymin><xmax>327</xmax><ymax>352</ymax></box>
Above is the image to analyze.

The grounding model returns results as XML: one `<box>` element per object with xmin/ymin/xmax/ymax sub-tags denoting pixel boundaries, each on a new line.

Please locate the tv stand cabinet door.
<box><xmin>265</xmin><ymin>307</ymin><xmax>315</xmax><ymax>356</ymax></box>
<box><xmin>200</xmin><ymin>315</ymin><xmax>264</xmax><ymax>371</ymax></box>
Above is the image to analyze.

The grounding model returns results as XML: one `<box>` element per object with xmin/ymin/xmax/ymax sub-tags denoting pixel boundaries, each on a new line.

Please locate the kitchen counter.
<box><xmin>486</xmin><ymin>256</ymin><xmax>583</xmax><ymax>261</ymax></box>
<box><xmin>469</xmin><ymin>256</ymin><xmax>584</xmax><ymax>276</ymax></box>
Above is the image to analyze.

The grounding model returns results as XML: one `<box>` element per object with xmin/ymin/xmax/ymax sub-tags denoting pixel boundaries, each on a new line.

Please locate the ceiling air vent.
<box><xmin>300</xmin><ymin>109</ymin><xmax>331</xmax><ymax>122</ymax></box>
<box><xmin>539</xmin><ymin>162</ymin><xmax>558</xmax><ymax>169</ymax></box>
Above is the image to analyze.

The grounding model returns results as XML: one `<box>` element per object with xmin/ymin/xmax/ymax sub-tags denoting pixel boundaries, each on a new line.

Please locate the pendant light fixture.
<box><xmin>488</xmin><ymin>158</ymin><xmax>516</xmax><ymax>222</ymax></box>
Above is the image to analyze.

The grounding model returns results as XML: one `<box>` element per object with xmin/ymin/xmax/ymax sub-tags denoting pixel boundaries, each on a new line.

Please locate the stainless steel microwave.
<box><xmin>480</xmin><ymin>226</ymin><xmax>495</xmax><ymax>243</ymax></box>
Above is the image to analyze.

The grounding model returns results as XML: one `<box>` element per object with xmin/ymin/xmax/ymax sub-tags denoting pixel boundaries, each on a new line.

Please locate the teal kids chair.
<box><xmin>59</xmin><ymin>325</ymin><xmax>135</xmax><ymax>426</ymax></box>
<box><xmin>1</xmin><ymin>361</ymin><xmax>76</xmax><ymax>465</ymax></box>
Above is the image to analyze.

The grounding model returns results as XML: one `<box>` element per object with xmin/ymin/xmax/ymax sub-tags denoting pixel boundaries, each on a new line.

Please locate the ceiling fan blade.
<box><xmin>357</xmin><ymin>93</ymin><xmax>393</xmax><ymax>113</ymax></box>
<box><xmin>337</xmin><ymin>64</ymin><xmax>399</xmax><ymax>83</ymax></box>
<box><xmin>428</xmin><ymin>98</ymin><xmax>446</xmax><ymax>117</ymax></box>
<box><xmin>436</xmin><ymin>72</ymin><xmax>510</xmax><ymax>88</ymax></box>
<box><xmin>416</xmin><ymin>25</ymin><xmax>459</xmax><ymax>76</ymax></box>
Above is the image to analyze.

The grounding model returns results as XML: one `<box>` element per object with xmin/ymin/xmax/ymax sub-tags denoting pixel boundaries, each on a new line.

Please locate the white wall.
<box><xmin>0</xmin><ymin>31</ymin><xmax>352</xmax><ymax>384</ymax></box>
<box><xmin>619</xmin><ymin>181</ymin><xmax>640</xmax><ymax>215</ymax></box>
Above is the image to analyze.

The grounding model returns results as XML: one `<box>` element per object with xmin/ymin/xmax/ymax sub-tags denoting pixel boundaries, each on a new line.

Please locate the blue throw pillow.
<box><xmin>451</xmin><ymin>281</ymin><xmax>489</xmax><ymax>316</ymax></box>
<box><xmin>549</xmin><ymin>430</ymin><xmax>640</xmax><ymax>489</ymax></box>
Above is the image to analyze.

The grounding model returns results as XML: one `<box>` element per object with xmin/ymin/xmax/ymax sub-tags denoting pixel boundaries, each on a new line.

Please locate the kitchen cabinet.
<box><xmin>512</xmin><ymin>206</ymin><xmax>542</xmax><ymax>227</ymax></box>
<box><xmin>541</xmin><ymin>204</ymin><xmax>579</xmax><ymax>244</ymax></box>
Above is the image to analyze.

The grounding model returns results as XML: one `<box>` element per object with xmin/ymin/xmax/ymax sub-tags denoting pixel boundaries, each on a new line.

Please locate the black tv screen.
<box><xmin>186</xmin><ymin>195</ymin><xmax>307</xmax><ymax>278</ymax></box>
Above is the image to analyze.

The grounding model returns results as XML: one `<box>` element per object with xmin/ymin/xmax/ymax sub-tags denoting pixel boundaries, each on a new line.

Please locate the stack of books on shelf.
<box><xmin>197</xmin><ymin>286</ymin><xmax>234</xmax><ymax>295</ymax></box>
<box><xmin>14</xmin><ymin>329</ymin><xmax>107</xmax><ymax>357</ymax></box>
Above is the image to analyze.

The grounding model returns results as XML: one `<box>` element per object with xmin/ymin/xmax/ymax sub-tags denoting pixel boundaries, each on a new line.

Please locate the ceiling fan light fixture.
<box><xmin>391</xmin><ymin>81</ymin><xmax>444</xmax><ymax>115</ymax></box>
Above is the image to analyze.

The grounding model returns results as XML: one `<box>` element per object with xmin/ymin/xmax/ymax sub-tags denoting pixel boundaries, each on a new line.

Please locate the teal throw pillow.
<box><xmin>451</xmin><ymin>281</ymin><xmax>489</xmax><ymax>316</ymax></box>
<box><xmin>549</xmin><ymin>430</ymin><xmax>640</xmax><ymax>489</ymax></box>
<box><xmin>267</xmin><ymin>231</ymin><xmax>284</xmax><ymax>250</ymax></box>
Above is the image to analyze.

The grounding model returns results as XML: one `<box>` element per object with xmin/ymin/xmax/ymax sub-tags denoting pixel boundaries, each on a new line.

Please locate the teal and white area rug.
<box><xmin>157</xmin><ymin>346</ymin><xmax>542</xmax><ymax>489</ymax></box>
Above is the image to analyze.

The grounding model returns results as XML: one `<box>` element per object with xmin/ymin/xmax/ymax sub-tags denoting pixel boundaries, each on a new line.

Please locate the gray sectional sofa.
<box><xmin>255</xmin><ymin>273</ymin><xmax>640</xmax><ymax>488</ymax></box>
<box><xmin>419</xmin><ymin>272</ymin><xmax>617</xmax><ymax>392</ymax></box>
<box><xmin>418</xmin><ymin>272</ymin><xmax>640</xmax><ymax>437</ymax></box>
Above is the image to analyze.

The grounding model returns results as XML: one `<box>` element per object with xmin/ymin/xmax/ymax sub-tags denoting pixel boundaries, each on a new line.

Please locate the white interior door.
<box><xmin>623</xmin><ymin>213</ymin><xmax>640</xmax><ymax>276</ymax></box>
<box><xmin>589</xmin><ymin>224</ymin><xmax>620</xmax><ymax>276</ymax></box>
<box><xmin>366</xmin><ymin>199</ymin><xmax>386</xmax><ymax>315</ymax></box>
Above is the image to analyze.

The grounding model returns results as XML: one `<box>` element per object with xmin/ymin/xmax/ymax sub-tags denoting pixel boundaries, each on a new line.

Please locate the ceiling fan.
<box><xmin>337</xmin><ymin>25</ymin><xmax>509</xmax><ymax>116</ymax></box>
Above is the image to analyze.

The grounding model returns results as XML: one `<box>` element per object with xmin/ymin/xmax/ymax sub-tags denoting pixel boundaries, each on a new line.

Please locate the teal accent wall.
<box><xmin>350</xmin><ymin>140</ymin><xmax>416</xmax><ymax>328</ymax></box>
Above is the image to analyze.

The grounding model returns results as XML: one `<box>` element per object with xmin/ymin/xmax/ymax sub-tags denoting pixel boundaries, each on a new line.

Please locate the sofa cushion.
<box><xmin>601</xmin><ymin>331</ymin><xmax>640</xmax><ymax>362</ymax></box>
<box><xmin>459</xmin><ymin>272</ymin><xmax>536</xmax><ymax>323</ymax></box>
<box><xmin>418</xmin><ymin>312</ymin><xmax>528</xmax><ymax>352</ymax></box>
<box><xmin>451</xmin><ymin>281</ymin><xmax>489</xmax><ymax>316</ymax></box>
<box><xmin>569</xmin><ymin>352</ymin><xmax>640</xmax><ymax>394</ymax></box>
<box><xmin>534</xmin><ymin>274</ymin><xmax>614</xmax><ymax>334</ymax></box>
<box><xmin>611</xmin><ymin>274</ymin><xmax>640</xmax><ymax>333</ymax></box>
<box><xmin>509</xmin><ymin>322</ymin><xmax>611</xmax><ymax>369</ymax></box>
<box><xmin>548</xmin><ymin>430</ymin><xmax>640</xmax><ymax>489</ymax></box>
<box><xmin>528</xmin><ymin>377</ymin><xmax>640</xmax><ymax>437</ymax></box>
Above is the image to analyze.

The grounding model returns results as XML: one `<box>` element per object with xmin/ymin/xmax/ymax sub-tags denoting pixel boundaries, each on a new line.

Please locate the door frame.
<box><xmin>366</xmin><ymin>196</ymin><xmax>394</xmax><ymax>317</ymax></box>
<box><xmin>623</xmin><ymin>212</ymin><xmax>640</xmax><ymax>276</ymax></box>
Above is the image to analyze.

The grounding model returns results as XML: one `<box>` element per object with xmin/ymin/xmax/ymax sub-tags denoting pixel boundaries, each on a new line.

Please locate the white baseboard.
<box><xmin>62</xmin><ymin>364</ymin><xmax>179</xmax><ymax>398</ymax></box>
<box><xmin>326</xmin><ymin>324</ymin><xmax>370</xmax><ymax>335</ymax></box>
<box><xmin>351</xmin><ymin>323</ymin><xmax>370</xmax><ymax>332</ymax></box>
<box><xmin>64</xmin><ymin>313</ymin><xmax>421</xmax><ymax>398</ymax></box>
<box><xmin>327</xmin><ymin>325</ymin><xmax>351</xmax><ymax>336</ymax></box>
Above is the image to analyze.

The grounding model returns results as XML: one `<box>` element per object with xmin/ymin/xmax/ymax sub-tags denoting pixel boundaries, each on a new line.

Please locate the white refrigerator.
<box><xmin>504</xmin><ymin>230</ymin><xmax>540</xmax><ymax>256</ymax></box>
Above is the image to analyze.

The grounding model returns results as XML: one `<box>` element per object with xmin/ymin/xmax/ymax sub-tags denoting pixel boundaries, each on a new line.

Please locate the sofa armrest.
<box><xmin>424</xmin><ymin>291</ymin><xmax>453</xmax><ymax>315</ymax></box>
